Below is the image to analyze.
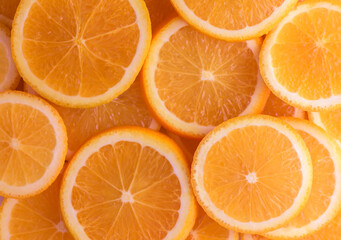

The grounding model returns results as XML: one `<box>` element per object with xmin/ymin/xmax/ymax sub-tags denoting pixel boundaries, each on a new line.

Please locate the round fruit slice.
<box><xmin>186</xmin><ymin>205</ymin><xmax>239</xmax><ymax>240</ymax></box>
<box><xmin>241</xmin><ymin>234</ymin><xmax>269</xmax><ymax>240</ymax></box>
<box><xmin>192</xmin><ymin>115</ymin><xmax>313</xmax><ymax>233</ymax></box>
<box><xmin>170</xmin><ymin>0</ymin><xmax>298</xmax><ymax>41</ymax></box>
<box><xmin>144</xmin><ymin>0</ymin><xmax>175</xmax><ymax>31</ymax></box>
<box><xmin>264</xmin><ymin>118</ymin><xmax>341</xmax><ymax>239</ymax></box>
<box><xmin>262</xmin><ymin>92</ymin><xmax>305</xmax><ymax>118</ymax></box>
<box><xmin>0</xmin><ymin>0</ymin><xmax>20</xmax><ymax>28</ymax></box>
<box><xmin>0</xmin><ymin>91</ymin><xmax>67</xmax><ymax>198</ymax></box>
<box><xmin>0</xmin><ymin>23</ymin><xmax>20</xmax><ymax>92</ymax></box>
<box><xmin>0</xmin><ymin>173</ymin><xmax>74</xmax><ymax>240</ymax></box>
<box><xmin>12</xmin><ymin>0</ymin><xmax>151</xmax><ymax>108</ymax></box>
<box><xmin>143</xmin><ymin>17</ymin><xmax>269</xmax><ymax>138</ymax></box>
<box><xmin>260</xmin><ymin>0</ymin><xmax>341</xmax><ymax>111</ymax></box>
<box><xmin>61</xmin><ymin>127</ymin><xmax>197</xmax><ymax>240</ymax></box>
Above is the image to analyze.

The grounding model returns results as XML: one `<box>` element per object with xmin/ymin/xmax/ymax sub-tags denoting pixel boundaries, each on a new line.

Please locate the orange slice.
<box><xmin>170</xmin><ymin>0</ymin><xmax>298</xmax><ymax>41</ymax></box>
<box><xmin>12</xmin><ymin>0</ymin><xmax>151</xmax><ymax>108</ymax></box>
<box><xmin>0</xmin><ymin>23</ymin><xmax>20</xmax><ymax>92</ymax></box>
<box><xmin>61</xmin><ymin>127</ymin><xmax>197</xmax><ymax>239</ymax></box>
<box><xmin>192</xmin><ymin>115</ymin><xmax>313</xmax><ymax>233</ymax></box>
<box><xmin>264</xmin><ymin>118</ymin><xmax>341</xmax><ymax>239</ymax></box>
<box><xmin>0</xmin><ymin>0</ymin><xmax>20</xmax><ymax>28</ymax></box>
<box><xmin>0</xmin><ymin>173</ymin><xmax>74</xmax><ymax>240</ymax></box>
<box><xmin>260</xmin><ymin>0</ymin><xmax>341</xmax><ymax>111</ymax></box>
<box><xmin>143</xmin><ymin>17</ymin><xmax>269</xmax><ymax>138</ymax></box>
<box><xmin>241</xmin><ymin>234</ymin><xmax>269</xmax><ymax>240</ymax></box>
<box><xmin>262</xmin><ymin>92</ymin><xmax>305</xmax><ymax>118</ymax></box>
<box><xmin>187</xmin><ymin>205</ymin><xmax>239</xmax><ymax>240</ymax></box>
<box><xmin>144</xmin><ymin>0</ymin><xmax>176</xmax><ymax>31</ymax></box>
<box><xmin>0</xmin><ymin>91</ymin><xmax>67</xmax><ymax>198</ymax></box>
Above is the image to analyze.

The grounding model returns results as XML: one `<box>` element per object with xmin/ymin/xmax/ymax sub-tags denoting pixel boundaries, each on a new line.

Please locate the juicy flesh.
<box><xmin>22</xmin><ymin>0</ymin><xmax>140</xmax><ymax>97</ymax></box>
<box><xmin>0</xmin><ymin>42</ymin><xmax>8</xmax><ymax>84</ymax></box>
<box><xmin>203</xmin><ymin>126</ymin><xmax>303</xmax><ymax>222</ymax></box>
<box><xmin>71</xmin><ymin>141</ymin><xmax>182</xmax><ymax>239</ymax></box>
<box><xmin>271</xmin><ymin>8</ymin><xmax>341</xmax><ymax>100</ymax></box>
<box><xmin>183</xmin><ymin>0</ymin><xmax>285</xmax><ymax>30</ymax></box>
<box><xmin>156</xmin><ymin>26</ymin><xmax>258</xmax><ymax>126</ymax></box>
<box><xmin>317</xmin><ymin>110</ymin><xmax>341</xmax><ymax>142</ymax></box>
<box><xmin>262</xmin><ymin>92</ymin><xmax>296</xmax><ymax>117</ymax></box>
<box><xmin>0</xmin><ymin>103</ymin><xmax>56</xmax><ymax>186</ymax></box>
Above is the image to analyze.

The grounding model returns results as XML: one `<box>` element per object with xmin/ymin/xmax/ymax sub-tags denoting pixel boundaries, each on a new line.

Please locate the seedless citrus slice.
<box><xmin>0</xmin><ymin>0</ymin><xmax>20</xmax><ymax>28</ymax></box>
<box><xmin>264</xmin><ymin>118</ymin><xmax>341</xmax><ymax>239</ymax></box>
<box><xmin>170</xmin><ymin>0</ymin><xmax>298</xmax><ymax>41</ymax></box>
<box><xmin>0</xmin><ymin>173</ymin><xmax>74</xmax><ymax>240</ymax></box>
<box><xmin>0</xmin><ymin>91</ymin><xmax>67</xmax><ymax>198</ymax></box>
<box><xmin>12</xmin><ymin>0</ymin><xmax>151</xmax><ymax>108</ymax></box>
<box><xmin>143</xmin><ymin>17</ymin><xmax>269</xmax><ymax>138</ymax></box>
<box><xmin>144</xmin><ymin>0</ymin><xmax>175</xmax><ymax>31</ymax></box>
<box><xmin>61</xmin><ymin>127</ymin><xmax>196</xmax><ymax>240</ymax></box>
<box><xmin>260</xmin><ymin>0</ymin><xmax>341</xmax><ymax>111</ymax></box>
<box><xmin>0</xmin><ymin>23</ymin><xmax>20</xmax><ymax>92</ymax></box>
<box><xmin>241</xmin><ymin>234</ymin><xmax>269</xmax><ymax>240</ymax></box>
<box><xmin>192</xmin><ymin>115</ymin><xmax>313</xmax><ymax>233</ymax></box>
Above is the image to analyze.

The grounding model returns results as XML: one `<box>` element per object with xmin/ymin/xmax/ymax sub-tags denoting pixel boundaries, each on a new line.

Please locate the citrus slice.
<box><xmin>187</xmin><ymin>205</ymin><xmax>239</xmax><ymax>240</ymax></box>
<box><xmin>241</xmin><ymin>234</ymin><xmax>269</xmax><ymax>240</ymax></box>
<box><xmin>0</xmin><ymin>23</ymin><xmax>20</xmax><ymax>92</ymax></box>
<box><xmin>264</xmin><ymin>118</ymin><xmax>341</xmax><ymax>239</ymax></box>
<box><xmin>0</xmin><ymin>0</ymin><xmax>20</xmax><ymax>28</ymax></box>
<box><xmin>0</xmin><ymin>91</ymin><xmax>67</xmax><ymax>198</ymax></box>
<box><xmin>61</xmin><ymin>126</ymin><xmax>197</xmax><ymax>239</ymax></box>
<box><xmin>143</xmin><ymin>17</ymin><xmax>269</xmax><ymax>138</ymax></box>
<box><xmin>262</xmin><ymin>92</ymin><xmax>305</xmax><ymax>118</ymax></box>
<box><xmin>192</xmin><ymin>114</ymin><xmax>313</xmax><ymax>233</ymax></box>
<box><xmin>0</xmin><ymin>173</ymin><xmax>74</xmax><ymax>240</ymax></box>
<box><xmin>12</xmin><ymin>0</ymin><xmax>151</xmax><ymax>108</ymax></box>
<box><xmin>144</xmin><ymin>0</ymin><xmax>175</xmax><ymax>31</ymax></box>
<box><xmin>260</xmin><ymin>0</ymin><xmax>341</xmax><ymax>111</ymax></box>
<box><xmin>169</xmin><ymin>0</ymin><xmax>298</xmax><ymax>41</ymax></box>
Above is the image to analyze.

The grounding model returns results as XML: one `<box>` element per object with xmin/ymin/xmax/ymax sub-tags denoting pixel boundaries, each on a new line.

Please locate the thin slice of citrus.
<box><xmin>61</xmin><ymin>127</ymin><xmax>197</xmax><ymax>240</ymax></box>
<box><xmin>170</xmin><ymin>0</ymin><xmax>298</xmax><ymax>41</ymax></box>
<box><xmin>144</xmin><ymin>0</ymin><xmax>176</xmax><ymax>31</ymax></box>
<box><xmin>187</xmin><ymin>205</ymin><xmax>239</xmax><ymax>240</ymax></box>
<box><xmin>0</xmin><ymin>23</ymin><xmax>20</xmax><ymax>92</ymax></box>
<box><xmin>0</xmin><ymin>91</ymin><xmax>67</xmax><ymax>198</ymax></box>
<box><xmin>0</xmin><ymin>173</ymin><xmax>74</xmax><ymax>240</ymax></box>
<box><xmin>143</xmin><ymin>17</ymin><xmax>269</xmax><ymax>138</ymax></box>
<box><xmin>262</xmin><ymin>92</ymin><xmax>305</xmax><ymax>118</ymax></box>
<box><xmin>192</xmin><ymin>114</ymin><xmax>313</xmax><ymax>233</ymax></box>
<box><xmin>12</xmin><ymin>0</ymin><xmax>151</xmax><ymax>108</ymax></box>
<box><xmin>0</xmin><ymin>0</ymin><xmax>20</xmax><ymax>28</ymax></box>
<box><xmin>260</xmin><ymin>0</ymin><xmax>341</xmax><ymax>111</ymax></box>
<box><xmin>264</xmin><ymin>118</ymin><xmax>341</xmax><ymax>239</ymax></box>
<box><xmin>241</xmin><ymin>234</ymin><xmax>269</xmax><ymax>240</ymax></box>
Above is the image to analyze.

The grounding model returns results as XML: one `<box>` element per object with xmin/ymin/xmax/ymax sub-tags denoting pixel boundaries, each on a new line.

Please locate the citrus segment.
<box><xmin>61</xmin><ymin>127</ymin><xmax>196</xmax><ymax>240</ymax></box>
<box><xmin>192</xmin><ymin>115</ymin><xmax>313</xmax><ymax>233</ymax></box>
<box><xmin>12</xmin><ymin>0</ymin><xmax>151</xmax><ymax>107</ymax></box>
<box><xmin>0</xmin><ymin>0</ymin><xmax>20</xmax><ymax>28</ymax></box>
<box><xmin>144</xmin><ymin>0</ymin><xmax>175</xmax><ymax>31</ymax></box>
<box><xmin>143</xmin><ymin>18</ymin><xmax>269</xmax><ymax>138</ymax></box>
<box><xmin>0</xmin><ymin>91</ymin><xmax>67</xmax><ymax>198</ymax></box>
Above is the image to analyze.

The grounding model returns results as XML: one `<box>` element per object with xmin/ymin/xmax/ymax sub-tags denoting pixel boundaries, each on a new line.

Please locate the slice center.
<box><xmin>56</xmin><ymin>221</ymin><xmax>68</xmax><ymax>233</ymax></box>
<box><xmin>201</xmin><ymin>70</ymin><xmax>215</xmax><ymax>81</ymax></box>
<box><xmin>246</xmin><ymin>172</ymin><xmax>258</xmax><ymax>184</ymax></box>
<box><xmin>10</xmin><ymin>138</ymin><xmax>20</xmax><ymax>150</ymax></box>
<box><xmin>121</xmin><ymin>191</ymin><xmax>134</xmax><ymax>203</ymax></box>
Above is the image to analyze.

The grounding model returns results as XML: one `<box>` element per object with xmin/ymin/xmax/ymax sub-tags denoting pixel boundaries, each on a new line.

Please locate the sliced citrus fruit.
<box><xmin>187</xmin><ymin>205</ymin><xmax>239</xmax><ymax>240</ymax></box>
<box><xmin>263</xmin><ymin>92</ymin><xmax>305</xmax><ymax>118</ymax></box>
<box><xmin>241</xmin><ymin>234</ymin><xmax>269</xmax><ymax>240</ymax></box>
<box><xmin>264</xmin><ymin>118</ymin><xmax>341</xmax><ymax>239</ymax></box>
<box><xmin>0</xmin><ymin>23</ymin><xmax>20</xmax><ymax>92</ymax></box>
<box><xmin>143</xmin><ymin>17</ymin><xmax>269</xmax><ymax>138</ymax></box>
<box><xmin>260</xmin><ymin>0</ymin><xmax>341</xmax><ymax>111</ymax></box>
<box><xmin>169</xmin><ymin>0</ymin><xmax>298</xmax><ymax>41</ymax></box>
<box><xmin>12</xmin><ymin>0</ymin><xmax>151</xmax><ymax>108</ymax></box>
<box><xmin>61</xmin><ymin>126</ymin><xmax>197</xmax><ymax>239</ymax></box>
<box><xmin>0</xmin><ymin>172</ymin><xmax>74</xmax><ymax>240</ymax></box>
<box><xmin>144</xmin><ymin>0</ymin><xmax>176</xmax><ymax>31</ymax></box>
<box><xmin>0</xmin><ymin>0</ymin><xmax>20</xmax><ymax>28</ymax></box>
<box><xmin>0</xmin><ymin>91</ymin><xmax>67</xmax><ymax>198</ymax></box>
<box><xmin>192</xmin><ymin>114</ymin><xmax>313</xmax><ymax>233</ymax></box>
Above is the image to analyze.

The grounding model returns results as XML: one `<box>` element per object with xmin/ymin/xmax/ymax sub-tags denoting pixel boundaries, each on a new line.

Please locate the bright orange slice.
<box><xmin>264</xmin><ymin>118</ymin><xmax>341</xmax><ymax>239</ymax></box>
<box><xmin>144</xmin><ymin>0</ymin><xmax>175</xmax><ymax>31</ymax></box>
<box><xmin>260</xmin><ymin>0</ymin><xmax>341</xmax><ymax>111</ymax></box>
<box><xmin>143</xmin><ymin>17</ymin><xmax>269</xmax><ymax>138</ymax></box>
<box><xmin>241</xmin><ymin>234</ymin><xmax>269</xmax><ymax>240</ymax></box>
<box><xmin>192</xmin><ymin>115</ymin><xmax>313</xmax><ymax>233</ymax></box>
<box><xmin>61</xmin><ymin>127</ymin><xmax>197</xmax><ymax>239</ymax></box>
<box><xmin>0</xmin><ymin>172</ymin><xmax>74</xmax><ymax>240</ymax></box>
<box><xmin>12</xmin><ymin>0</ymin><xmax>151</xmax><ymax>108</ymax></box>
<box><xmin>170</xmin><ymin>0</ymin><xmax>298</xmax><ymax>41</ymax></box>
<box><xmin>0</xmin><ymin>0</ymin><xmax>20</xmax><ymax>28</ymax></box>
<box><xmin>0</xmin><ymin>91</ymin><xmax>67</xmax><ymax>198</ymax></box>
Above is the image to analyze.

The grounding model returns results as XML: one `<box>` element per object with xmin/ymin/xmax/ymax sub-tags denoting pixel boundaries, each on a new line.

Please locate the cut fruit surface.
<box><xmin>0</xmin><ymin>0</ymin><xmax>20</xmax><ymax>28</ymax></box>
<box><xmin>264</xmin><ymin>118</ymin><xmax>341</xmax><ymax>239</ymax></box>
<box><xmin>240</xmin><ymin>234</ymin><xmax>269</xmax><ymax>240</ymax></box>
<box><xmin>170</xmin><ymin>0</ymin><xmax>298</xmax><ymax>41</ymax></box>
<box><xmin>260</xmin><ymin>0</ymin><xmax>341</xmax><ymax>111</ymax></box>
<box><xmin>143</xmin><ymin>17</ymin><xmax>269</xmax><ymax>138</ymax></box>
<box><xmin>144</xmin><ymin>0</ymin><xmax>175</xmax><ymax>31</ymax></box>
<box><xmin>12</xmin><ymin>0</ymin><xmax>151</xmax><ymax>108</ymax></box>
<box><xmin>192</xmin><ymin>115</ymin><xmax>313</xmax><ymax>233</ymax></box>
<box><xmin>0</xmin><ymin>91</ymin><xmax>67</xmax><ymax>198</ymax></box>
<box><xmin>0</xmin><ymin>173</ymin><xmax>74</xmax><ymax>240</ymax></box>
<box><xmin>61</xmin><ymin>127</ymin><xmax>196</xmax><ymax>240</ymax></box>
